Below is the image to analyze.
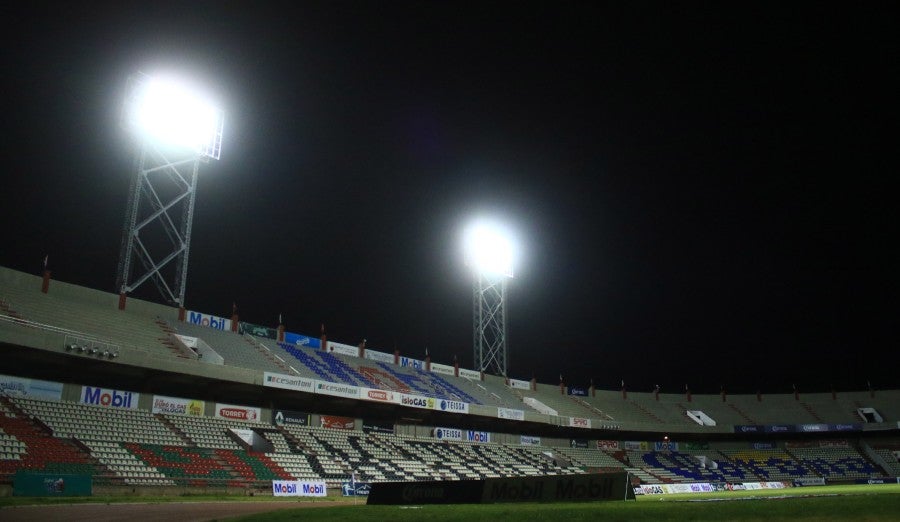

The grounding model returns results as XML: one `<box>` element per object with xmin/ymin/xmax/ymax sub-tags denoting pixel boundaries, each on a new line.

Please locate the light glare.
<box><xmin>464</xmin><ymin>220</ymin><xmax>515</xmax><ymax>278</ymax></box>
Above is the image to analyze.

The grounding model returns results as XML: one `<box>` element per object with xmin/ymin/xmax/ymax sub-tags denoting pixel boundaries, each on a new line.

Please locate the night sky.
<box><xmin>3</xmin><ymin>3</ymin><xmax>898</xmax><ymax>394</ymax></box>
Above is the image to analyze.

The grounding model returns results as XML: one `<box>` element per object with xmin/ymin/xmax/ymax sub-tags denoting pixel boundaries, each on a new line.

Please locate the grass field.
<box><xmin>1</xmin><ymin>484</ymin><xmax>898</xmax><ymax>521</ymax></box>
<box><xmin>232</xmin><ymin>484</ymin><xmax>900</xmax><ymax>522</ymax></box>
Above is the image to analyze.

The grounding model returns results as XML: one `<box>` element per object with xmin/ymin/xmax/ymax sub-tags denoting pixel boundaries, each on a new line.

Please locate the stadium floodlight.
<box><xmin>116</xmin><ymin>71</ymin><xmax>224</xmax><ymax>308</ymax></box>
<box><xmin>464</xmin><ymin>219</ymin><xmax>516</xmax><ymax>377</ymax></box>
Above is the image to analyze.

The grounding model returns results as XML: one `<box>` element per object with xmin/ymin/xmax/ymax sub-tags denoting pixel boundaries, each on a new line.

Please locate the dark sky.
<box><xmin>3</xmin><ymin>2</ymin><xmax>898</xmax><ymax>394</ymax></box>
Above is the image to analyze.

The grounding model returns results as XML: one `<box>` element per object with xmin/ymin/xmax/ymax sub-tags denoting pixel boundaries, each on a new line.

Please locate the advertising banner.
<box><xmin>326</xmin><ymin>341</ymin><xmax>359</xmax><ymax>357</ymax></box>
<box><xmin>272</xmin><ymin>480</ymin><xmax>327</xmax><ymax>497</ymax></box>
<box><xmin>284</xmin><ymin>332</ymin><xmax>321</xmax><ymax>348</ymax></box>
<box><xmin>567</xmin><ymin>386</ymin><xmax>588</xmax><ymax>397</ymax></box>
<box><xmin>238</xmin><ymin>322</ymin><xmax>277</xmax><ymax>339</ymax></box>
<box><xmin>364</xmin><ymin>350</ymin><xmax>395</xmax><ymax>363</ymax></box>
<box><xmin>655</xmin><ymin>441</ymin><xmax>679</xmax><ymax>451</ymax></box>
<box><xmin>399</xmin><ymin>393</ymin><xmax>436</xmax><ymax>410</ymax></box>
<box><xmin>0</xmin><ymin>374</ymin><xmax>63</xmax><ymax>400</ymax></box>
<box><xmin>434</xmin><ymin>427</ymin><xmax>463</xmax><ymax>441</ymax></box>
<box><xmin>520</xmin><ymin>435</ymin><xmax>541</xmax><ymax>446</ymax></box>
<box><xmin>509</xmin><ymin>378</ymin><xmax>531</xmax><ymax>390</ymax></box>
<box><xmin>569</xmin><ymin>417</ymin><xmax>591</xmax><ymax>429</ymax></box>
<box><xmin>13</xmin><ymin>472</ymin><xmax>92</xmax><ymax>497</ymax></box>
<box><xmin>360</xmin><ymin>387</ymin><xmax>400</xmax><ymax>404</ymax></box>
<box><xmin>828</xmin><ymin>423</ymin><xmax>862</xmax><ymax>432</ymax></box>
<box><xmin>264</xmin><ymin>372</ymin><xmax>316</xmax><ymax>393</ymax></box>
<box><xmin>152</xmin><ymin>395</ymin><xmax>205</xmax><ymax>416</ymax></box>
<box><xmin>186</xmin><ymin>310</ymin><xmax>232</xmax><ymax>331</ymax></box>
<box><xmin>623</xmin><ymin>441</ymin><xmax>643</xmax><ymax>451</ymax></box>
<box><xmin>315</xmin><ymin>381</ymin><xmax>360</xmax><ymax>399</ymax></box>
<box><xmin>734</xmin><ymin>425</ymin><xmax>762</xmax><ymax>434</ymax></box>
<box><xmin>214</xmin><ymin>403</ymin><xmax>261</xmax><ymax>422</ymax></box>
<box><xmin>797</xmin><ymin>423</ymin><xmax>829</xmax><ymax>433</ymax></box>
<box><xmin>458</xmin><ymin>368</ymin><xmax>481</xmax><ymax>380</ymax></box>
<box><xmin>570</xmin><ymin>439</ymin><xmax>589</xmax><ymax>449</ymax></box>
<box><xmin>498</xmin><ymin>407</ymin><xmax>525</xmax><ymax>421</ymax></box>
<box><xmin>752</xmin><ymin>442</ymin><xmax>776</xmax><ymax>449</ymax></box>
<box><xmin>81</xmin><ymin>386</ymin><xmax>138</xmax><ymax>409</ymax></box>
<box><xmin>466</xmin><ymin>430</ymin><xmax>491</xmax><ymax>443</ymax></box>
<box><xmin>399</xmin><ymin>356</ymin><xmax>426</xmax><ymax>371</ymax></box>
<box><xmin>436</xmin><ymin>398</ymin><xmax>469</xmax><ymax>414</ymax></box>
<box><xmin>596</xmin><ymin>440</ymin><xmax>619</xmax><ymax>450</ymax></box>
<box><xmin>273</xmin><ymin>409</ymin><xmax>310</xmax><ymax>426</ymax></box>
<box><xmin>430</xmin><ymin>363</ymin><xmax>455</xmax><ymax>376</ymax></box>
<box><xmin>764</xmin><ymin>424</ymin><xmax>794</xmax><ymax>434</ymax></box>
<box><xmin>342</xmin><ymin>481</ymin><xmax>372</xmax><ymax>496</ymax></box>
<box><xmin>321</xmin><ymin>415</ymin><xmax>355</xmax><ymax>430</ymax></box>
<box><xmin>362</xmin><ymin>419</ymin><xmax>394</xmax><ymax>434</ymax></box>
<box><xmin>684</xmin><ymin>442</ymin><xmax>709</xmax><ymax>450</ymax></box>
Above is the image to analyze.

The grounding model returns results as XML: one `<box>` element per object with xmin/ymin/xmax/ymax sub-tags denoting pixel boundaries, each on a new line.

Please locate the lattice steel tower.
<box><xmin>116</xmin><ymin>73</ymin><xmax>223</xmax><ymax>306</ymax></box>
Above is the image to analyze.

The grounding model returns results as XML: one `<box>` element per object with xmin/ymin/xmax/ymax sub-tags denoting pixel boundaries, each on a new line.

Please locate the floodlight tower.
<box><xmin>464</xmin><ymin>220</ymin><xmax>515</xmax><ymax>377</ymax></box>
<box><xmin>116</xmin><ymin>72</ymin><xmax>224</xmax><ymax>307</ymax></box>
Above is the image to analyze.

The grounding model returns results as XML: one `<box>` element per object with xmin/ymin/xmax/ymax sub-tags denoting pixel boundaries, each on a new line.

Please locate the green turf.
<box><xmin>233</xmin><ymin>484</ymin><xmax>900</xmax><ymax>522</ymax></box>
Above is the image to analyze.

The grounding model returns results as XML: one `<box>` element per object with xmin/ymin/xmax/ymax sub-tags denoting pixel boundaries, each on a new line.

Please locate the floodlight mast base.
<box><xmin>473</xmin><ymin>273</ymin><xmax>509</xmax><ymax>377</ymax></box>
<box><xmin>115</xmin><ymin>140</ymin><xmax>201</xmax><ymax>307</ymax></box>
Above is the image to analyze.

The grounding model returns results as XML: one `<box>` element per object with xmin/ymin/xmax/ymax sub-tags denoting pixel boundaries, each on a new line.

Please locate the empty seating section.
<box><xmin>15</xmin><ymin>397</ymin><xmax>183</xmax><ymax>445</ymax></box>
<box><xmin>719</xmin><ymin>449</ymin><xmax>816</xmax><ymax>481</ymax></box>
<box><xmin>275</xmin><ymin>343</ymin><xmax>362</xmax><ymax>383</ymax></box>
<box><xmin>0</xmin><ymin>273</ymin><xmax>173</xmax><ymax>354</ymax></box>
<box><xmin>162</xmin><ymin>414</ymin><xmax>268</xmax><ymax>449</ymax></box>
<box><xmin>84</xmin><ymin>440</ymin><xmax>174</xmax><ymax>486</ymax></box>
<box><xmin>0</xmin><ymin>403</ymin><xmax>97</xmax><ymax>477</ymax></box>
<box><xmin>373</xmin><ymin>362</ymin><xmax>478</xmax><ymax>403</ymax></box>
<box><xmin>558</xmin><ymin>447</ymin><xmax>627</xmax><ymax>469</ymax></box>
<box><xmin>174</xmin><ymin>321</ymin><xmax>289</xmax><ymax>373</ymax></box>
<box><xmin>125</xmin><ymin>444</ymin><xmax>233</xmax><ymax>485</ymax></box>
<box><xmin>787</xmin><ymin>446</ymin><xmax>881</xmax><ymax>480</ymax></box>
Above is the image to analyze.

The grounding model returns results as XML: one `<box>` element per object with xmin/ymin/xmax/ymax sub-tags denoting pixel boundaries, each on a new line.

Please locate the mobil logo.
<box><xmin>273</xmin><ymin>481</ymin><xmax>297</xmax><ymax>495</ymax></box>
<box><xmin>188</xmin><ymin>311</ymin><xmax>229</xmax><ymax>330</ymax></box>
<box><xmin>302</xmin><ymin>482</ymin><xmax>326</xmax><ymax>495</ymax></box>
<box><xmin>82</xmin><ymin>386</ymin><xmax>136</xmax><ymax>409</ymax></box>
<box><xmin>467</xmin><ymin>430</ymin><xmax>490</xmax><ymax>443</ymax></box>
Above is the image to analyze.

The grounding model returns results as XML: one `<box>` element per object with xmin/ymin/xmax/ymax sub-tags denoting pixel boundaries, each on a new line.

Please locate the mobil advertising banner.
<box><xmin>655</xmin><ymin>441</ymin><xmax>679</xmax><ymax>451</ymax></box>
<box><xmin>364</xmin><ymin>349</ymin><xmax>395</xmax><ymax>363</ymax></box>
<box><xmin>264</xmin><ymin>372</ymin><xmax>315</xmax><ymax>393</ymax></box>
<box><xmin>520</xmin><ymin>435</ymin><xmax>541</xmax><ymax>446</ymax></box>
<box><xmin>430</xmin><ymin>362</ymin><xmax>455</xmax><ymax>376</ymax></box>
<box><xmin>498</xmin><ymin>407</ymin><xmax>525</xmax><ymax>421</ymax></box>
<box><xmin>272</xmin><ymin>480</ymin><xmax>326</xmax><ymax>497</ymax></box>
<box><xmin>458</xmin><ymin>368</ymin><xmax>481</xmax><ymax>380</ymax></box>
<box><xmin>315</xmin><ymin>381</ymin><xmax>360</xmax><ymax>399</ymax></box>
<box><xmin>273</xmin><ymin>409</ymin><xmax>310</xmax><ymax>426</ymax></box>
<box><xmin>434</xmin><ymin>427</ymin><xmax>463</xmax><ymax>441</ymax></box>
<box><xmin>81</xmin><ymin>386</ymin><xmax>138</xmax><ymax>409</ymax></box>
<box><xmin>509</xmin><ymin>378</ymin><xmax>531</xmax><ymax>390</ymax></box>
<box><xmin>152</xmin><ymin>395</ymin><xmax>205</xmax><ymax>416</ymax></box>
<box><xmin>321</xmin><ymin>415</ymin><xmax>355</xmax><ymax>430</ymax></box>
<box><xmin>284</xmin><ymin>331</ymin><xmax>320</xmax><ymax>348</ymax></box>
<box><xmin>436</xmin><ymin>398</ymin><xmax>469</xmax><ymax>414</ymax></box>
<box><xmin>569</xmin><ymin>417</ymin><xmax>591</xmax><ymax>429</ymax></box>
<box><xmin>360</xmin><ymin>387</ymin><xmax>400</xmax><ymax>404</ymax></box>
<box><xmin>466</xmin><ymin>430</ymin><xmax>491</xmax><ymax>443</ymax></box>
<box><xmin>596</xmin><ymin>440</ymin><xmax>619</xmax><ymax>450</ymax></box>
<box><xmin>0</xmin><ymin>374</ymin><xmax>63</xmax><ymax>400</ymax></box>
<box><xmin>186</xmin><ymin>310</ymin><xmax>232</xmax><ymax>331</ymax></box>
<box><xmin>215</xmin><ymin>403</ymin><xmax>261</xmax><ymax>422</ymax></box>
<box><xmin>238</xmin><ymin>322</ymin><xmax>277</xmax><ymax>339</ymax></box>
<box><xmin>326</xmin><ymin>341</ymin><xmax>359</xmax><ymax>358</ymax></box>
<box><xmin>399</xmin><ymin>356</ymin><xmax>426</xmax><ymax>371</ymax></box>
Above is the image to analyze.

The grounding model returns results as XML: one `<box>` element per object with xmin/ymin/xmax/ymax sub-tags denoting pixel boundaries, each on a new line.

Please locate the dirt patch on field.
<box><xmin>0</xmin><ymin>500</ymin><xmax>340</xmax><ymax>522</ymax></box>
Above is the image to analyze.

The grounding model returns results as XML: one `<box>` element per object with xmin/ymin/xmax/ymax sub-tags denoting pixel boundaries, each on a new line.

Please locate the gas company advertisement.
<box><xmin>430</xmin><ymin>363</ymin><xmax>455</xmax><ymax>376</ymax></box>
<box><xmin>321</xmin><ymin>415</ymin><xmax>355</xmax><ymax>430</ymax></box>
<box><xmin>466</xmin><ymin>430</ymin><xmax>491</xmax><ymax>443</ymax></box>
<box><xmin>434</xmin><ymin>427</ymin><xmax>463</xmax><ymax>441</ymax></box>
<box><xmin>186</xmin><ymin>310</ymin><xmax>232</xmax><ymax>331</ymax></box>
<box><xmin>360</xmin><ymin>387</ymin><xmax>400</xmax><ymax>404</ymax></box>
<box><xmin>272</xmin><ymin>480</ymin><xmax>327</xmax><ymax>497</ymax></box>
<box><xmin>151</xmin><ymin>395</ymin><xmax>205</xmax><ymax>416</ymax></box>
<box><xmin>498</xmin><ymin>407</ymin><xmax>525</xmax><ymax>421</ymax></box>
<box><xmin>399</xmin><ymin>393</ymin><xmax>436</xmax><ymax>410</ymax></box>
<box><xmin>399</xmin><ymin>356</ymin><xmax>426</xmax><ymax>371</ymax></box>
<box><xmin>326</xmin><ymin>341</ymin><xmax>359</xmax><ymax>358</ymax></box>
<box><xmin>264</xmin><ymin>372</ymin><xmax>315</xmax><ymax>393</ymax></box>
<box><xmin>80</xmin><ymin>386</ymin><xmax>139</xmax><ymax>409</ymax></box>
<box><xmin>284</xmin><ymin>331</ymin><xmax>321</xmax><ymax>348</ymax></box>
<box><xmin>314</xmin><ymin>381</ymin><xmax>360</xmax><ymax>399</ymax></box>
<box><xmin>214</xmin><ymin>403</ymin><xmax>261</xmax><ymax>422</ymax></box>
<box><xmin>569</xmin><ymin>417</ymin><xmax>591</xmax><ymax>429</ymax></box>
